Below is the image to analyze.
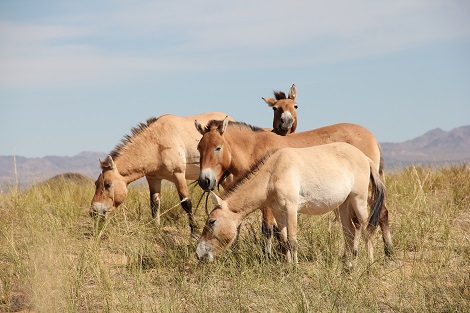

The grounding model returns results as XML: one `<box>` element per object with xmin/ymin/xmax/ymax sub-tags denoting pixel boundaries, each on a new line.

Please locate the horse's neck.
<box><xmin>225</xmin><ymin>170</ymin><xmax>271</xmax><ymax>220</ymax></box>
<box><xmin>227</xmin><ymin>130</ymin><xmax>283</xmax><ymax>175</ymax></box>
<box><xmin>114</xmin><ymin>145</ymin><xmax>160</xmax><ymax>184</ymax></box>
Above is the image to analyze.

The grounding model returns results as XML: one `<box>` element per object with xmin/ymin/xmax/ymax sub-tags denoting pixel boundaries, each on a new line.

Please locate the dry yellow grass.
<box><xmin>0</xmin><ymin>164</ymin><xmax>469</xmax><ymax>312</ymax></box>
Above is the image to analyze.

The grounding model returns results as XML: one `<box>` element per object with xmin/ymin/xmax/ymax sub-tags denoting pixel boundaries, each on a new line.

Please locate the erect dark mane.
<box><xmin>203</xmin><ymin>120</ymin><xmax>264</xmax><ymax>133</ymax></box>
<box><xmin>222</xmin><ymin>150</ymin><xmax>276</xmax><ymax>196</ymax></box>
<box><xmin>109</xmin><ymin>116</ymin><xmax>160</xmax><ymax>159</ymax></box>
<box><xmin>273</xmin><ymin>91</ymin><xmax>287</xmax><ymax>100</ymax></box>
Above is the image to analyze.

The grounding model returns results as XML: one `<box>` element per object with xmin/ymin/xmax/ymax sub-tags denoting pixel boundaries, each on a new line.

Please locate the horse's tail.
<box><xmin>367</xmin><ymin>161</ymin><xmax>386</xmax><ymax>232</ymax></box>
<box><xmin>378</xmin><ymin>143</ymin><xmax>384</xmax><ymax>176</ymax></box>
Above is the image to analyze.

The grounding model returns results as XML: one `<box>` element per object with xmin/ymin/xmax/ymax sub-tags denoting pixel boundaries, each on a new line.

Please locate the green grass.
<box><xmin>0</xmin><ymin>164</ymin><xmax>469</xmax><ymax>312</ymax></box>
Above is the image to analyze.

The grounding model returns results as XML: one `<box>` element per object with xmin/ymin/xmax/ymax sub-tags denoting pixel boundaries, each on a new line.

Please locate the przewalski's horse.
<box><xmin>194</xmin><ymin>117</ymin><xmax>393</xmax><ymax>257</ymax></box>
<box><xmin>263</xmin><ymin>84</ymin><xmax>298</xmax><ymax>135</ymax></box>
<box><xmin>196</xmin><ymin>143</ymin><xmax>386</xmax><ymax>268</ymax></box>
<box><xmin>90</xmin><ymin>112</ymin><xmax>234</xmax><ymax>238</ymax></box>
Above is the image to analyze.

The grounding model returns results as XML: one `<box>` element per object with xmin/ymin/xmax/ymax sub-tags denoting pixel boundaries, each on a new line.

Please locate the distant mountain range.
<box><xmin>1</xmin><ymin>126</ymin><xmax>469</xmax><ymax>189</ymax></box>
<box><xmin>380</xmin><ymin>125</ymin><xmax>470</xmax><ymax>169</ymax></box>
<box><xmin>0</xmin><ymin>151</ymin><xmax>105</xmax><ymax>190</ymax></box>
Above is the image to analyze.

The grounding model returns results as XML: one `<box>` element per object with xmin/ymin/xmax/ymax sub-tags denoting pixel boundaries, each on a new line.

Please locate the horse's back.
<box><xmin>291</xmin><ymin>123</ymin><xmax>380</xmax><ymax>169</ymax></box>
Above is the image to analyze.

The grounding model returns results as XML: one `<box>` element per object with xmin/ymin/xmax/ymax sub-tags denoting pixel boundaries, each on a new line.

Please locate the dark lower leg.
<box><xmin>180</xmin><ymin>196</ymin><xmax>199</xmax><ymax>236</ymax></box>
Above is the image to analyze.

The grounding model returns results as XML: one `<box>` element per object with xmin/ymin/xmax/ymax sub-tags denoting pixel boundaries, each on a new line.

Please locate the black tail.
<box><xmin>368</xmin><ymin>164</ymin><xmax>386</xmax><ymax>232</ymax></box>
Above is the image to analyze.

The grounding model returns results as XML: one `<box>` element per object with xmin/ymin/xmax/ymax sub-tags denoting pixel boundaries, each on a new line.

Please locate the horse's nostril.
<box><xmin>198</xmin><ymin>177</ymin><xmax>209</xmax><ymax>190</ymax></box>
<box><xmin>89</xmin><ymin>209</ymin><xmax>99</xmax><ymax>218</ymax></box>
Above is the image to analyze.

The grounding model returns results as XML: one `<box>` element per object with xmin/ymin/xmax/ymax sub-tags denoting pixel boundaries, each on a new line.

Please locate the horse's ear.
<box><xmin>195</xmin><ymin>120</ymin><xmax>205</xmax><ymax>135</ymax></box>
<box><xmin>217</xmin><ymin>116</ymin><xmax>229</xmax><ymax>135</ymax></box>
<box><xmin>288</xmin><ymin>84</ymin><xmax>297</xmax><ymax>100</ymax></box>
<box><xmin>99</xmin><ymin>155</ymin><xmax>115</xmax><ymax>170</ymax></box>
<box><xmin>210</xmin><ymin>191</ymin><xmax>224</xmax><ymax>207</ymax></box>
<box><xmin>262</xmin><ymin>97</ymin><xmax>277</xmax><ymax>107</ymax></box>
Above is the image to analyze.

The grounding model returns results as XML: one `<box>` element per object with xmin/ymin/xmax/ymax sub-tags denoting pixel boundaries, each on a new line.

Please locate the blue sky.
<box><xmin>1</xmin><ymin>0</ymin><xmax>469</xmax><ymax>158</ymax></box>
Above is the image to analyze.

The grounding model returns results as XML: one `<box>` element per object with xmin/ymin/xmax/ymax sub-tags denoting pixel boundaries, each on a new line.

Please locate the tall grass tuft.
<box><xmin>0</xmin><ymin>164</ymin><xmax>469</xmax><ymax>312</ymax></box>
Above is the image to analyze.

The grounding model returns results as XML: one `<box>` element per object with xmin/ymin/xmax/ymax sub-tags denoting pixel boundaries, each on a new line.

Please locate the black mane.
<box><xmin>109</xmin><ymin>117</ymin><xmax>159</xmax><ymax>159</ymax></box>
<box><xmin>273</xmin><ymin>91</ymin><xmax>287</xmax><ymax>100</ymax></box>
<box><xmin>202</xmin><ymin>120</ymin><xmax>264</xmax><ymax>133</ymax></box>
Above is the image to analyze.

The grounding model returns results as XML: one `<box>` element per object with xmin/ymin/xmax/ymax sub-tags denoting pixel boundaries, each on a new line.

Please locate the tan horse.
<box><xmin>89</xmin><ymin>112</ymin><xmax>233</xmax><ymax>237</ymax></box>
<box><xmin>194</xmin><ymin>117</ymin><xmax>393</xmax><ymax>257</ymax></box>
<box><xmin>196</xmin><ymin>143</ymin><xmax>386</xmax><ymax>268</ymax></box>
<box><xmin>263</xmin><ymin>84</ymin><xmax>298</xmax><ymax>135</ymax></box>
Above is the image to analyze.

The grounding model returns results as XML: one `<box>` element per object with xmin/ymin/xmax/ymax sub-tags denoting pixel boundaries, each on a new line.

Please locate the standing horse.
<box><xmin>196</xmin><ymin>143</ymin><xmax>386</xmax><ymax>269</ymax></box>
<box><xmin>194</xmin><ymin>117</ymin><xmax>393</xmax><ymax>257</ymax></box>
<box><xmin>89</xmin><ymin>112</ymin><xmax>233</xmax><ymax>238</ymax></box>
<box><xmin>263</xmin><ymin>84</ymin><xmax>298</xmax><ymax>135</ymax></box>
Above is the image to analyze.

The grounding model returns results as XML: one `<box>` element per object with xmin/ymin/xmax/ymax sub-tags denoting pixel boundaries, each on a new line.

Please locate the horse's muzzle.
<box><xmin>280</xmin><ymin>112</ymin><xmax>294</xmax><ymax>132</ymax></box>
<box><xmin>198</xmin><ymin>169</ymin><xmax>217</xmax><ymax>191</ymax></box>
<box><xmin>89</xmin><ymin>203</ymin><xmax>109</xmax><ymax>218</ymax></box>
<box><xmin>196</xmin><ymin>242</ymin><xmax>214</xmax><ymax>262</ymax></box>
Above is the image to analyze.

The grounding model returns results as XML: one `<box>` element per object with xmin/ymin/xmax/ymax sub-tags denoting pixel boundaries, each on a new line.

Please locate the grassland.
<box><xmin>0</xmin><ymin>164</ymin><xmax>469</xmax><ymax>312</ymax></box>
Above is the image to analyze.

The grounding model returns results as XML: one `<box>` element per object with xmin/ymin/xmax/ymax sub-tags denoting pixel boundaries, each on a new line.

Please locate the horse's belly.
<box><xmin>297</xmin><ymin>199</ymin><xmax>338</xmax><ymax>215</ymax></box>
<box><xmin>297</xmin><ymin>174</ymin><xmax>351</xmax><ymax>215</ymax></box>
<box><xmin>297</xmin><ymin>192</ymin><xmax>348</xmax><ymax>215</ymax></box>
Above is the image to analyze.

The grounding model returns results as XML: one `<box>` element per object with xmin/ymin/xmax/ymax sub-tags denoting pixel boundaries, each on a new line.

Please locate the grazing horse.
<box><xmin>263</xmin><ymin>84</ymin><xmax>298</xmax><ymax>135</ymax></box>
<box><xmin>196</xmin><ymin>143</ymin><xmax>386</xmax><ymax>269</ymax></box>
<box><xmin>89</xmin><ymin>112</ymin><xmax>233</xmax><ymax>238</ymax></box>
<box><xmin>194</xmin><ymin>118</ymin><xmax>393</xmax><ymax>257</ymax></box>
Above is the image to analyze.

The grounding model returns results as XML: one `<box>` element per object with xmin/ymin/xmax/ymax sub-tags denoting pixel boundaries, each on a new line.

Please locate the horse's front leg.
<box><xmin>285</xmin><ymin>206</ymin><xmax>299</xmax><ymax>264</ymax></box>
<box><xmin>172</xmin><ymin>172</ymin><xmax>199</xmax><ymax>239</ymax></box>
<box><xmin>274</xmin><ymin>206</ymin><xmax>298</xmax><ymax>264</ymax></box>
<box><xmin>261</xmin><ymin>207</ymin><xmax>276</xmax><ymax>257</ymax></box>
<box><xmin>146</xmin><ymin>176</ymin><xmax>162</xmax><ymax>223</ymax></box>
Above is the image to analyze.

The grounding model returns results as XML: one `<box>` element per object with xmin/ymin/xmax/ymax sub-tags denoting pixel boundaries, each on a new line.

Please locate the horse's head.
<box><xmin>195</xmin><ymin>117</ymin><xmax>232</xmax><ymax>191</ymax></box>
<box><xmin>89</xmin><ymin>155</ymin><xmax>128</xmax><ymax>218</ymax></box>
<box><xmin>196</xmin><ymin>192</ymin><xmax>238</xmax><ymax>261</ymax></box>
<box><xmin>262</xmin><ymin>84</ymin><xmax>298</xmax><ymax>136</ymax></box>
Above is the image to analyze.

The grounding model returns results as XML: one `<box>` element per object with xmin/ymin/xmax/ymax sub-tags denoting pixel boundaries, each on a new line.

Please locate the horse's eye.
<box><xmin>215</xmin><ymin>146</ymin><xmax>222</xmax><ymax>152</ymax></box>
<box><xmin>104</xmin><ymin>183</ymin><xmax>112</xmax><ymax>190</ymax></box>
<box><xmin>208</xmin><ymin>218</ymin><xmax>216</xmax><ymax>227</ymax></box>
<box><xmin>272</xmin><ymin>107</ymin><xmax>277</xmax><ymax>111</ymax></box>
<box><xmin>294</xmin><ymin>105</ymin><xmax>298</xmax><ymax>109</ymax></box>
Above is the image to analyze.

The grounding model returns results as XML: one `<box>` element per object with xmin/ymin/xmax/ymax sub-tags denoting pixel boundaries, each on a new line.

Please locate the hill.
<box><xmin>381</xmin><ymin>125</ymin><xmax>470</xmax><ymax>169</ymax></box>
<box><xmin>0</xmin><ymin>151</ymin><xmax>104</xmax><ymax>190</ymax></box>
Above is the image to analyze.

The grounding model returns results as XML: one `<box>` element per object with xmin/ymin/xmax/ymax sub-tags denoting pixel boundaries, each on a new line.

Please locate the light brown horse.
<box><xmin>263</xmin><ymin>84</ymin><xmax>298</xmax><ymax>135</ymax></box>
<box><xmin>196</xmin><ymin>143</ymin><xmax>386</xmax><ymax>269</ymax></box>
<box><xmin>194</xmin><ymin>117</ymin><xmax>393</xmax><ymax>256</ymax></box>
<box><xmin>89</xmin><ymin>112</ymin><xmax>233</xmax><ymax>237</ymax></box>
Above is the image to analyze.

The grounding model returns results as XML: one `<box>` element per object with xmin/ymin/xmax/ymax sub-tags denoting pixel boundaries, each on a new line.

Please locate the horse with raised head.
<box><xmin>89</xmin><ymin>112</ymin><xmax>233</xmax><ymax>238</ymax></box>
<box><xmin>196</xmin><ymin>143</ymin><xmax>386</xmax><ymax>269</ymax></box>
<box><xmin>263</xmin><ymin>84</ymin><xmax>298</xmax><ymax>135</ymax></box>
<box><xmin>194</xmin><ymin>117</ymin><xmax>393</xmax><ymax>257</ymax></box>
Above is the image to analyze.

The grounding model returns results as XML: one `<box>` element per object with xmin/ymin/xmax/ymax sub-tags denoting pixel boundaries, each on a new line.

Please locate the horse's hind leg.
<box><xmin>146</xmin><ymin>176</ymin><xmax>162</xmax><ymax>223</ymax></box>
<box><xmin>368</xmin><ymin>190</ymin><xmax>393</xmax><ymax>258</ymax></box>
<box><xmin>172</xmin><ymin>172</ymin><xmax>199</xmax><ymax>238</ymax></box>
<box><xmin>339</xmin><ymin>203</ymin><xmax>356</xmax><ymax>271</ymax></box>
<box><xmin>379</xmin><ymin>203</ymin><xmax>393</xmax><ymax>258</ymax></box>
<box><xmin>350</xmin><ymin>212</ymin><xmax>361</xmax><ymax>258</ymax></box>
<box><xmin>351</xmin><ymin>195</ymin><xmax>375</xmax><ymax>265</ymax></box>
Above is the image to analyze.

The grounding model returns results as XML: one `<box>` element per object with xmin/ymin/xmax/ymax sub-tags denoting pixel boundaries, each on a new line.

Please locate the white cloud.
<box><xmin>1</xmin><ymin>0</ymin><xmax>469</xmax><ymax>89</ymax></box>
